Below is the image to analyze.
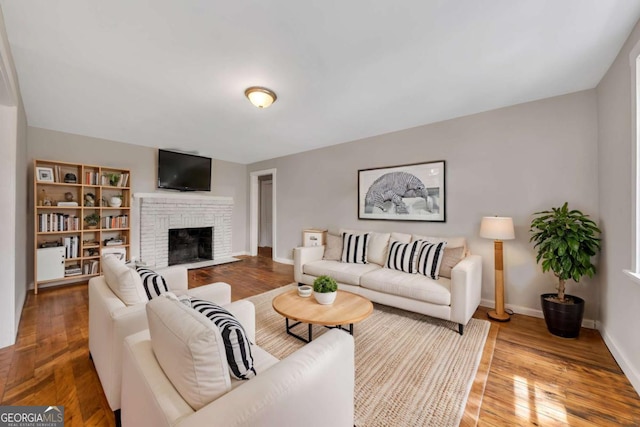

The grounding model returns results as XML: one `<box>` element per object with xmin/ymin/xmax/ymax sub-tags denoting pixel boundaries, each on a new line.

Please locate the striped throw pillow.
<box><xmin>385</xmin><ymin>240</ymin><xmax>422</xmax><ymax>273</ymax></box>
<box><xmin>191</xmin><ymin>299</ymin><xmax>256</xmax><ymax>380</ymax></box>
<box><xmin>341</xmin><ymin>232</ymin><xmax>370</xmax><ymax>264</ymax></box>
<box><xmin>136</xmin><ymin>267</ymin><xmax>169</xmax><ymax>300</ymax></box>
<box><xmin>416</xmin><ymin>241</ymin><xmax>447</xmax><ymax>280</ymax></box>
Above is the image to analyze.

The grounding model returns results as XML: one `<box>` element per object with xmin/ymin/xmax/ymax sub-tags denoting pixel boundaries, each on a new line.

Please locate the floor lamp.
<box><xmin>480</xmin><ymin>216</ymin><xmax>515</xmax><ymax>322</ymax></box>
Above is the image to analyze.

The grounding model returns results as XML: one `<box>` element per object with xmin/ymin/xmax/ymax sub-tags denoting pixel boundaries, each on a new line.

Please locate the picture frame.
<box><xmin>36</xmin><ymin>167</ymin><xmax>55</xmax><ymax>182</ymax></box>
<box><xmin>358</xmin><ymin>160</ymin><xmax>446</xmax><ymax>222</ymax></box>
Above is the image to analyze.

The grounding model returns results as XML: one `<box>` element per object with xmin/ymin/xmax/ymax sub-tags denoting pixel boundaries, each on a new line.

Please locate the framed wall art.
<box><xmin>358</xmin><ymin>160</ymin><xmax>446</xmax><ymax>222</ymax></box>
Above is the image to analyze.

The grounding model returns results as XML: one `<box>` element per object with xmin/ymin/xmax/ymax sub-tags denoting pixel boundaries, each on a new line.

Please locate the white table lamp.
<box><xmin>480</xmin><ymin>216</ymin><xmax>515</xmax><ymax>322</ymax></box>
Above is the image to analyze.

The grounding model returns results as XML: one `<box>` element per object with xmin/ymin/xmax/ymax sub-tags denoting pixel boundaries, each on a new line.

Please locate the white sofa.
<box><xmin>121</xmin><ymin>298</ymin><xmax>355</xmax><ymax>427</ymax></box>
<box><xmin>295</xmin><ymin>230</ymin><xmax>482</xmax><ymax>334</ymax></box>
<box><xmin>88</xmin><ymin>261</ymin><xmax>231</xmax><ymax>419</ymax></box>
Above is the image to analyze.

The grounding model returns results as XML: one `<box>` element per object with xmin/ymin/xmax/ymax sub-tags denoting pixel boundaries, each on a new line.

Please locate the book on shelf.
<box><xmin>65</xmin><ymin>263</ymin><xmax>82</xmax><ymax>276</ymax></box>
<box><xmin>38</xmin><ymin>213</ymin><xmax>79</xmax><ymax>232</ymax></box>
<box><xmin>56</xmin><ymin>201</ymin><xmax>79</xmax><ymax>207</ymax></box>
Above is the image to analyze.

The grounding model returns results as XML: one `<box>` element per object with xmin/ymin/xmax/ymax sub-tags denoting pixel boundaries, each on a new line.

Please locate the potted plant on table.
<box><xmin>84</xmin><ymin>213</ymin><xmax>100</xmax><ymax>229</ymax></box>
<box><xmin>313</xmin><ymin>275</ymin><xmax>338</xmax><ymax>305</ymax></box>
<box><xmin>529</xmin><ymin>202</ymin><xmax>601</xmax><ymax>338</ymax></box>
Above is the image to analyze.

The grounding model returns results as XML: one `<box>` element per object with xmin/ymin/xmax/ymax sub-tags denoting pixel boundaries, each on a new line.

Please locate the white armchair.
<box><xmin>121</xmin><ymin>299</ymin><xmax>355</xmax><ymax>427</ymax></box>
<box><xmin>88</xmin><ymin>262</ymin><xmax>231</xmax><ymax>419</ymax></box>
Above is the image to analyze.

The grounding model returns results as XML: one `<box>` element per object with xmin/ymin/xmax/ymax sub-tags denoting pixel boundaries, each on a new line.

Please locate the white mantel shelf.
<box><xmin>134</xmin><ymin>192</ymin><xmax>233</xmax><ymax>203</ymax></box>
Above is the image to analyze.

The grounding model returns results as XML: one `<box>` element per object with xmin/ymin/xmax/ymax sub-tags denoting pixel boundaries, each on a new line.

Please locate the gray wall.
<box><xmin>249</xmin><ymin>90</ymin><xmax>600</xmax><ymax>321</ymax></box>
<box><xmin>596</xmin><ymin>18</ymin><xmax>640</xmax><ymax>392</ymax></box>
<box><xmin>27</xmin><ymin>127</ymin><xmax>248</xmax><ymax>287</ymax></box>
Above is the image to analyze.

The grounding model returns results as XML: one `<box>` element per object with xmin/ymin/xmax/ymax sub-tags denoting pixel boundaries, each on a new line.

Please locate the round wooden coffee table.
<box><xmin>272</xmin><ymin>288</ymin><xmax>373</xmax><ymax>343</ymax></box>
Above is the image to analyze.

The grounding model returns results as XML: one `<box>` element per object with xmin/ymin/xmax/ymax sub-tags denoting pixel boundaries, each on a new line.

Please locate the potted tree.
<box><xmin>529</xmin><ymin>202</ymin><xmax>601</xmax><ymax>338</ymax></box>
<box><xmin>313</xmin><ymin>275</ymin><xmax>338</xmax><ymax>305</ymax></box>
<box><xmin>84</xmin><ymin>213</ymin><xmax>100</xmax><ymax>229</ymax></box>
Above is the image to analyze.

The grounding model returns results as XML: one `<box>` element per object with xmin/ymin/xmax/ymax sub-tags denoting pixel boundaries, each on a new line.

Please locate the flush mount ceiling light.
<box><xmin>245</xmin><ymin>86</ymin><xmax>277</xmax><ymax>109</ymax></box>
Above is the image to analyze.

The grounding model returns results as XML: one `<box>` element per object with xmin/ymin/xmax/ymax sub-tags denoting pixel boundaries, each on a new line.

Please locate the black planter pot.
<box><xmin>540</xmin><ymin>293</ymin><xmax>585</xmax><ymax>338</ymax></box>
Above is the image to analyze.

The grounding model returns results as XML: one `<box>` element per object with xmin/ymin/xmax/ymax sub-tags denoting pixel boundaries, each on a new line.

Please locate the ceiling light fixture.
<box><xmin>245</xmin><ymin>86</ymin><xmax>277</xmax><ymax>109</ymax></box>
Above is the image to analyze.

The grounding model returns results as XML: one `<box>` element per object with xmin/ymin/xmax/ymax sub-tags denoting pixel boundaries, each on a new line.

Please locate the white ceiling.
<box><xmin>2</xmin><ymin>1</ymin><xmax>640</xmax><ymax>164</ymax></box>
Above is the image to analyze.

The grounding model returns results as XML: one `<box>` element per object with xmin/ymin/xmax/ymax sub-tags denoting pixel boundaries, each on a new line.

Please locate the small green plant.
<box><xmin>313</xmin><ymin>275</ymin><xmax>337</xmax><ymax>293</ymax></box>
<box><xmin>84</xmin><ymin>213</ymin><xmax>100</xmax><ymax>227</ymax></box>
<box><xmin>529</xmin><ymin>202</ymin><xmax>601</xmax><ymax>302</ymax></box>
<box><xmin>106</xmin><ymin>172</ymin><xmax>121</xmax><ymax>187</ymax></box>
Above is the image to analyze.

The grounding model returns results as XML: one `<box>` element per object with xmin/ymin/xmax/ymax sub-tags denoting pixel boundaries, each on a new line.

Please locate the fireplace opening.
<box><xmin>168</xmin><ymin>227</ymin><xmax>213</xmax><ymax>266</ymax></box>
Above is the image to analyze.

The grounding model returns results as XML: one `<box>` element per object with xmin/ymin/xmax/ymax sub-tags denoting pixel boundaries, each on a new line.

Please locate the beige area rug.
<box><xmin>247</xmin><ymin>285</ymin><xmax>491</xmax><ymax>427</ymax></box>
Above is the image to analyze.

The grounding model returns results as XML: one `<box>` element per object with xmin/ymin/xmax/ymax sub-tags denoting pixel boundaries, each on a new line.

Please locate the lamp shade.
<box><xmin>245</xmin><ymin>87</ymin><xmax>277</xmax><ymax>108</ymax></box>
<box><xmin>480</xmin><ymin>216</ymin><xmax>515</xmax><ymax>240</ymax></box>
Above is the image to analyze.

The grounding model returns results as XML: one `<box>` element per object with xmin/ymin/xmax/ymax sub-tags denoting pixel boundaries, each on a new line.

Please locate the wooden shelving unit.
<box><xmin>33</xmin><ymin>159</ymin><xmax>132</xmax><ymax>294</ymax></box>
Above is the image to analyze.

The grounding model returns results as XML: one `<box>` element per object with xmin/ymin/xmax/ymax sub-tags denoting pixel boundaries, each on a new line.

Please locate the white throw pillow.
<box><xmin>146</xmin><ymin>296</ymin><xmax>231</xmax><ymax>411</ymax></box>
<box><xmin>101</xmin><ymin>255</ymin><xmax>147</xmax><ymax>306</ymax></box>
<box><xmin>390</xmin><ymin>232</ymin><xmax>412</xmax><ymax>243</ymax></box>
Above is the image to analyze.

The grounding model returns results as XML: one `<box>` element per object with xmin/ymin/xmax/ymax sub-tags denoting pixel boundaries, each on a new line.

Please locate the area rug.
<box><xmin>247</xmin><ymin>285</ymin><xmax>491</xmax><ymax>427</ymax></box>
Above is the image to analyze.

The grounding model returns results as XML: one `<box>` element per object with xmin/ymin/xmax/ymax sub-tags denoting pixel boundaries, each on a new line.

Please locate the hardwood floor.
<box><xmin>1</xmin><ymin>255</ymin><xmax>639</xmax><ymax>426</ymax></box>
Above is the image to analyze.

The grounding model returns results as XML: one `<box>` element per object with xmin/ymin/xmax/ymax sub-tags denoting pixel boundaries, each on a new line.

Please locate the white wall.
<box><xmin>596</xmin><ymin>18</ymin><xmax>640</xmax><ymax>394</ymax></box>
<box><xmin>27</xmin><ymin>127</ymin><xmax>248</xmax><ymax>288</ymax></box>
<box><xmin>249</xmin><ymin>90</ymin><xmax>600</xmax><ymax>321</ymax></box>
<box><xmin>0</xmin><ymin>4</ymin><xmax>27</xmax><ymax>348</ymax></box>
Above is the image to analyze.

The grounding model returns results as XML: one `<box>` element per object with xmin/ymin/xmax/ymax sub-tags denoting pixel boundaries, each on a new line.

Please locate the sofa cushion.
<box><xmin>412</xmin><ymin>234</ymin><xmax>467</xmax><ymax>252</ymax></box>
<box><xmin>385</xmin><ymin>239</ymin><xmax>422</xmax><ymax>274</ymax></box>
<box><xmin>102</xmin><ymin>254</ymin><xmax>147</xmax><ymax>306</ymax></box>
<box><xmin>439</xmin><ymin>246</ymin><xmax>466</xmax><ymax>279</ymax></box>
<box><xmin>360</xmin><ymin>268</ymin><xmax>452</xmax><ymax>306</ymax></box>
<box><xmin>191</xmin><ymin>299</ymin><xmax>256</xmax><ymax>380</ymax></box>
<box><xmin>339</xmin><ymin>229</ymin><xmax>390</xmax><ymax>266</ymax></box>
<box><xmin>341</xmin><ymin>232</ymin><xmax>370</xmax><ymax>264</ymax></box>
<box><xmin>136</xmin><ymin>267</ymin><xmax>169</xmax><ymax>300</ymax></box>
<box><xmin>416</xmin><ymin>241</ymin><xmax>447</xmax><ymax>280</ymax></box>
<box><xmin>146</xmin><ymin>296</ymin><xmax>231</xmax><ymax>411</ymax></box>
<box><xmin>391</xmin><ymin>232</ymin><xmax>412</xmax><ymax>243</ymax></box>
<box><xmin>323</xmin><ymin>233</ymin><xmax>343</xmax><ymax>261</ymax></box>
<box><xmin>303</xmin><ymin>260</ymin><xmax>380</xmax><ymax>286</ymax></box>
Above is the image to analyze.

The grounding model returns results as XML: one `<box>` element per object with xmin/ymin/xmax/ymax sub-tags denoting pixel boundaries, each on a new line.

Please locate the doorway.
<box><xmin>250</xmin><ymin>168</ymin><xmax>277</xmax><ymax>258</ymax></box>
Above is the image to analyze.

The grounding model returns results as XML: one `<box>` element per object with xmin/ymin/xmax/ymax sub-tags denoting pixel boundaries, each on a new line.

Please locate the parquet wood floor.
<box><xmin>1</xmin><ymin>255</ymin><xmax>638</xmax><ymax>426</ymax></box>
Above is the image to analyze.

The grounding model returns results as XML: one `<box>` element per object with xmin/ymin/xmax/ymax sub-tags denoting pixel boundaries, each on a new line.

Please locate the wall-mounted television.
<box><xmin>157</xmin><ymin>149</ymin><xmax>212</xmax><ymax>192</ymax></box>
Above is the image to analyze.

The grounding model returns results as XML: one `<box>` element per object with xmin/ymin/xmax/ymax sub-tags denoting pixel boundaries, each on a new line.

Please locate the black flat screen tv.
<box><xmin>157</xmin><ymin>149</ymin><xmax>212</xmax><ymax>192</ymax></box>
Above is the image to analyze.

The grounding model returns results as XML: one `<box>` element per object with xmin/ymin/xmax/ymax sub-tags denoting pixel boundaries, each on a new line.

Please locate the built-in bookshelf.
<box><xmin>33</xmin><ymin>159</ymin><xmax>131</xmax><ymax>294</ymax></box>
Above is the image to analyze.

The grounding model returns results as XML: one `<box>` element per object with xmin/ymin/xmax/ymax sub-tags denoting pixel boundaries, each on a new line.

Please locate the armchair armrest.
<box><xmin>183</xmin><ymin>282</ymin><xmax>232</xmax><ymax>306</ymax></box>
<box><xmin>449</xmin><ymin>254</ymin><xmax>482</xmax><ymax>325</ymax></box>
<box><xmin>293</xmin><ymin>246</ymin><xmax>325</xmax><ymax>283</ymax></box>
<box><xmin>179</xmin><ymin>329</ymin><xmax>355</xmax><ymax>427</ymax></box>
<box><xmin>223</xmin><ymin>300</ymin><xmax>256</xmax><ymax>344</ymax></box>
<box><xmin>156</xmin><ymin>266</ymin><xmax>188</xmax><ymax>291</ymax></box>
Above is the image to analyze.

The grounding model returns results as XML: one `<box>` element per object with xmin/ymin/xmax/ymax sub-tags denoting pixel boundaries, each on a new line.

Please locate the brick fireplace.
<box><xmin>136</xmin><ymin>193</ymin><xmax>233</xmax><ymax>268</ymax></box>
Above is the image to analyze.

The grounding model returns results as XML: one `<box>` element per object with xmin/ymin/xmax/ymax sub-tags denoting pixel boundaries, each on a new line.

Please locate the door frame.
<box><xmin>250</xmin><ymin>168</ymin><xmax>277</xmax><ymax>257</ymax></box>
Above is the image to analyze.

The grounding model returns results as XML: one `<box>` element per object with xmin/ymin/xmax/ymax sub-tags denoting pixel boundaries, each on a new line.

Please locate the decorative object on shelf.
<box><xmin>64</xmin><ymin>173</ymin><xmax>77</xmax><ymax>184</ymax></box>
<box><xmin>84</xmin><ymin>213</ymin><xmax>100</xmax><ymax>229</ymax></box>
<box><xmin>529</xmin><ymin>202</ymin><xmax>601</xmax><ymax>338</ymax></box>
<box><xmin>39</xmin><ymin>188</ymin><xmax>52</xmax><ymax>206</ymax></box>
<box><xmin>297</xmin><ymin>285</ymin><xmax>312</xmax><ymax>298</ymax></box>
<box><xmin>480</xmin><ymin>216</ymin><xmax>515</xmax><ymax>322</ymax></box>
<box><xmin>313</xmin><ymin>275</ymin><xmax>338</xmax><ymax>305</ymax></box>
<box><xmin>64</xmin><ymin>192</ymin><xmax>74</xmax><ymax>201</ymax></box>
<box><xmin>358</xmin><ymin>160</ymin><xmax>446</xmax><ymax>222</ymax></box>
<box><xmin>108</xmin><ymin>195</ymin><xmax>123</xmax><ymax>207</ymax></box>
<box><xmin>105</xmin><ymin>172</ymin><xmax>121</xmax><ymax>187</ymax></box>
<box><xmin>84</xmin><ymin>193</ymin><xmax>95</xmax><ymax>207</ymax></box>
<box><xmin>245</xmin><ymin>86</ymin><xmax>277</xmax><ymax>108</ymax></box>
<box><xmin>36</xmin><ymin>167</ymin><xmax>54</xmax><ymax>182</ymax></box>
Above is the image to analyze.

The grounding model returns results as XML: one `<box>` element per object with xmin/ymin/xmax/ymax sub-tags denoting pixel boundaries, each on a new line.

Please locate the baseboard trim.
<box><xmin>231</xmin><ymin>251</ymin><xmax>250</xmax><ymax>257</ymax></box>
<box><xmin>600</xmin><ymin>327</ymin><xmax>640</xmax><ymax>396</ymax></box>
<box><xmin>273</xmin><ymin>257</ymin><xmax>294</xmax><ymax>265</ymax></box>
<box><xmin>480</xmin><ymin>298</ymin><xmax>596</xmax><ymax>329</ymax></box>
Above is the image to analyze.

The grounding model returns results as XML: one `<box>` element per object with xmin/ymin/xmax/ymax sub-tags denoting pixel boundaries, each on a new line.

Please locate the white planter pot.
<box><xmin>314</xmin><ymin>291</ymin><xmax>337</xmax><ymax>305</ymax></box>
<box><xmin>109</xmin><ymin>197</ymin><xmax>122</xmax><ymax>207</ymax></box>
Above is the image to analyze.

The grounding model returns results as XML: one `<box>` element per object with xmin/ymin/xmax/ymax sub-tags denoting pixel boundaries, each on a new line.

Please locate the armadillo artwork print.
<box><xmin>358</xmin><ymin>161</ymin><xmax>445</xmax><ymax>222</ymax></box>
